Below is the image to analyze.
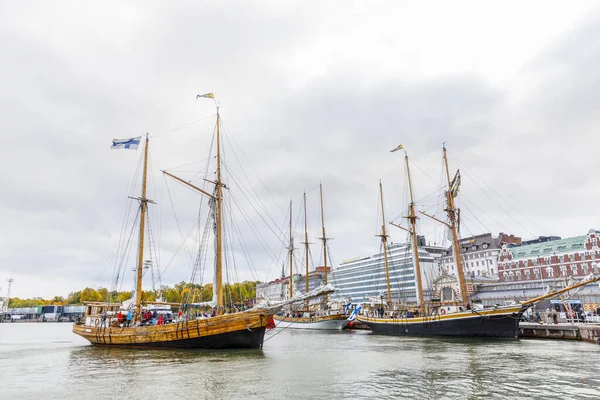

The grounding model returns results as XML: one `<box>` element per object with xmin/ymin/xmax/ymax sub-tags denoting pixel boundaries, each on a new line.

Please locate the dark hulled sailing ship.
<box><xmin>357</xmin><ymin>145</ymin><xmax>599</xmax><ymax>338</ymax></box>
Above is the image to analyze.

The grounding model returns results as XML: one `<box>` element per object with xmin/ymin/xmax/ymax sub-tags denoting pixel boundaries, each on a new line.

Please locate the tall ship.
<box><xmin>357</xmin><ymin>145</ymin><xmax>600</xmax><ymax>338</ymax></box>
<box><xmin>73</xmin><ymin>95</ymin><xmax>331</xmax><ymax>348</ymax></box>
<box><xmin>272</xmin><ymin>185</ymin><xmax>349</xmax><ymax>330</ymax></box>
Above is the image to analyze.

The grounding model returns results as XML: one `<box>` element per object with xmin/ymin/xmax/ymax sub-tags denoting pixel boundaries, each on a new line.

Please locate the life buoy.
<box><xmin>94</xmin><ymin>318</ymin><xmax>100</xmax><ymax>326</ymax></box>
<box><xmin>440</xmin><ymin>309</ymin><xmax>446</xmax><ymax>315</ymax></box>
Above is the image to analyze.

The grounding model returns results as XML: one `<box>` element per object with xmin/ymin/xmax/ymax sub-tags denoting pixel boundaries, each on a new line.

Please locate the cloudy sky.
<box><xmin>2</xmin><ymin>1</ymin><xmax>600</xmax><ymax>299</ymax></box>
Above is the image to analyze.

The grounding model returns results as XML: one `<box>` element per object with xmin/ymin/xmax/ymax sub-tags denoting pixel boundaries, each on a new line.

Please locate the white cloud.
<box><xmin>1</xmin><ymin>1</ymin><xmax>599</xmax><ymax>298</ymax></box>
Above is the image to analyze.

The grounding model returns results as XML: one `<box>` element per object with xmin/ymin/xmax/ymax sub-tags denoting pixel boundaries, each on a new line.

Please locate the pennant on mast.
<box><xmin>390</xmin><ymin>144</ymin><xmax>404</xmax><ymax>153</ymax></box>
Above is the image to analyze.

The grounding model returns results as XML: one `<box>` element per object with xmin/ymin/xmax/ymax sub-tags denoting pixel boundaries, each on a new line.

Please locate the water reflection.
<box><xmin>3</xmin><ymin>324</ymin><xmax>600</xmax><ymax>400</ymax></box>
<box><xmin>69</xmin><ymin>344</ymin><xmax>265</xmax><ymax>368</ymax></box>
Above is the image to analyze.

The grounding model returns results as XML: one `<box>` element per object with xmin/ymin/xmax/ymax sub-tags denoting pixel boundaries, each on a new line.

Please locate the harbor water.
<box><xmin>1</xmin><ymin>323</ymin><xmax>599</xmax><ymax>399</ymax></box>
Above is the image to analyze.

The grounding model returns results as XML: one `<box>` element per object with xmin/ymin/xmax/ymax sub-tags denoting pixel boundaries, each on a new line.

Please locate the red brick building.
<box><xmin>498</xmin><ymin>230</ymin><xmax>600</xmax><ymax>282</ymax></box>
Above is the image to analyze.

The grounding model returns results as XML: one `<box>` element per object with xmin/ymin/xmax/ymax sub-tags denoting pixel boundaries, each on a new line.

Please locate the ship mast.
<box><xmin>289</xmin><ymin>200</ymin><xmax>294</xmax><ymax>300</ymax></box>
<box><xmin>377</xmin><ymin>181</ymin><xmax>392</xmax><ymax>307</ymax></box>
<box><xmin>215</xmin><ymin>109</ymin><xmax>224</xmax><ymax>314</ymax></box>
<box><xmin>161</xmin><ymin>97</ymin><xmax>224</xmax><ymax>313</ymax></box>
<box><xmin>405</xmin><ymin>153</ymin><xmax>425</xmax><ymax>311</ymax></box>
<box><xmin>303</xmin><ymin>192</ymin><xmax>310</xmax><ymax>308</ymax></box>
<box><xmin>443</xmin><ymin>145</ymin><xmax>468</xmax><ymax>306</ymax></box>
<box><xmin>319</xmin><ymin>184</ymin><xmax>329</xmax><ymax>308</ymax></box>
<box><xmin>135</xmin><ymin>134</ymin><xmax>150</xmax><ymax>322</ymax></box>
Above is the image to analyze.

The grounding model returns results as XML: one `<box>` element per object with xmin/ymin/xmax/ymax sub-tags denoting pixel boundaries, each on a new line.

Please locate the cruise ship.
<box><xmin>330</xmin><ymin>240</ymin><xmax>445</xmax><ymax>305</ymax></box>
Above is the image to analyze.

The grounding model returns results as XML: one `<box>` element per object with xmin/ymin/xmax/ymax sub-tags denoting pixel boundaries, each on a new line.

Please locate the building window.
<box><xmin>560</xmin><ymin>265</ymin><xmax>567</xmax><ymax>276</ymax></box>
<box><xmin>525</xmin><ymin>270</ymin><xmax>530</xmax><ymax>279</ymax></box>
<box><xmin>535</xmin><ymin>269</ymin><xmax>540</xmax><ymax>279</ymax></box>
<box><xmin>546</xmin><ymin>267</ymin><xmax>554</xmax><ymax>277</ymax></box>
<box><xmin>516</xmin><ymin>271</ymin><xmax>521</xmax><ymax>280</ymax></box>
<box><xmin>442</xmin><ymin>287</ymin><xmax>453</xmax><ymax>301</ymax></box>
<box><xmin>582</xmin><ymin>264</ymin><xmax>588</xmax><ymax>274</ymax></box>
<box><xmin>571</xmin><ymin>264</ymin><xmax>577</xmax><ymax>275</ymax></box>
<box><xmin>491</xmin><ymin>268</ymin><xmax>494</xmax><ymax>274</ymax></box>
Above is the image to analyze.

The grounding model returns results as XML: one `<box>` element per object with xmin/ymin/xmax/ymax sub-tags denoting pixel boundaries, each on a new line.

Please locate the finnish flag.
<box><xmin>111</xmin><ymin>136</ymin><xmax>142</xmax><ymax>150</ymax></box>
<box><xmin>347</xmin><ymin>304</ymin><xmax>363</xmax><ymax>321</ymax></box>
<box><xmin>345</xmin><ymin>301</ymin><xmax>352</xmax><ymax>315</ymax></box>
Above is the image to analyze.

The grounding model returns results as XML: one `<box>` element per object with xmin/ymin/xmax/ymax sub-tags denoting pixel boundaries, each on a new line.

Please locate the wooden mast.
<box><xmin>135</xmin><ymin>134</ymin><xmax>149</xmax><ymax>322</ymax></box>
<box><xmin>377</xmin><ymin>181</ymin><xmax>392</xmax><ymax>307</ymax></box>
<box><xmin>216</xmin><ymin>109</ymin><xmax>224</xmax><ymax>314</ymax></box>
<box><xmin>289</xmin><ymin>200</ymin><xmax>294</xmax><ymax>300</ymax></box>
<box><xmin>303</xmin><ymin>192</ymin><xmax>310</xmax><ymax>307</ymax></box>
<box><xmin>404</xmin><ymin>153</ymin><xmax>425</xmax><ymax>311</ymax></box>
<box><xmin>443</xmin><ymin>144</ymin><xmax>468</xmax><ymax>306</ymax></box>
<box><xmin>319</xmin><ymin>183</ymin><xmax>329</xmax><ymax>308</ymax></box>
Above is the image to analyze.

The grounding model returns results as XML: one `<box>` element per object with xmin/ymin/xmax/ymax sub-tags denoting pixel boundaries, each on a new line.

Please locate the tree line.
<box><xmin>7</xmin><ymin>281</ymin><xmax>259</xmax><ymax>308</ymax></box>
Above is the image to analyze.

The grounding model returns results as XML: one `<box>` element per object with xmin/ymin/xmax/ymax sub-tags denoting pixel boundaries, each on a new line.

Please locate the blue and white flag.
<box><xmin>345</xmin><ymin>300</ymin><xmax>353</xmax><ymax>315</ymax></box>
<box><xmin>111</xmin><ymin>136</ymin><xmax>141</xmax><ymax>150</ymax></box>
<box><xmin>347</xmin><ymin>304</ymin><xmax>363</xmax><ymax>321</ymax></box>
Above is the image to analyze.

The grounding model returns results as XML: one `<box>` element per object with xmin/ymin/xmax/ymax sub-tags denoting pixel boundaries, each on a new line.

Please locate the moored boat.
<box><xmin>357</xmin><ymin>144</ymin><xmax>600</xmax><ymax>339</ymax></box>
<box><xmin>273</xmin><ymin>185</ymin><xmax>349</xmax><ymax>330</ymax></box>
<box><xmin>357</xmin><ymin>145</ymin><xmax>525</xmax><ymax>338</ymax></box>
<box><xmin>73</xmin><ymin>94</ymin><xmax>332</xmax><ymax>348</ymax></box>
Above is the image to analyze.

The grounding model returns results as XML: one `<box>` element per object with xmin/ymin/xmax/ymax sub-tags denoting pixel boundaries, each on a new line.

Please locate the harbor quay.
<box><xmin>0</xmin><ymin>305</ymin><xmax>84</xmax><ymax>322</ymax></box>
<box><xmin>519</xmin><ymin>322</ymin><xmax>600</xmax><ymax>345</ymax></box>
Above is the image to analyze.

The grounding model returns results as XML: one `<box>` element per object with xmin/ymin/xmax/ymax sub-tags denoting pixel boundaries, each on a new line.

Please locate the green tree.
<box><xmin>80</xmin><ymin>288</ymin><xmax>102</xmax><ymax>302</ymax></box>
<box><xmin>116</xmin><ymin>291</ymin><xmax>132</xmax><ymax>303</ymax></box>
<box><xmin>98</xmin><ymin>288</ymin><xmax>109</xmax><ymax>302</ymax></box>
<box><xmin>67</xmin><ymin>291</ymin><xmax>82</xmax><ymax>304</ymax></box>
<box><xmin>141</xmin><ymin>290</ymin><xmax>155</xmax><ymax>302</ymax></box>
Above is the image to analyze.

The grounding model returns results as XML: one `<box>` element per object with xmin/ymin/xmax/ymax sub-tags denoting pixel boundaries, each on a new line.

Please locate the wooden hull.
<box><xmin>356</xmin><ymin>306</ymin><xmax>524</xmax><ymax>339</ymax></box>
<box><xmin>73</xmin><ymin>311</ymin><xmax>272</xmax><ymax>349</ymax></box>
<box><xmin>273</xmin><ymin>313</ymin><xmax>349</xmax><ymax>330</ymax></box>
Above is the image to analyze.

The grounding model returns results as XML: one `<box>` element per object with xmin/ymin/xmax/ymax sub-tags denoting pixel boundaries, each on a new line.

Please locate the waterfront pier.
<box><xmin>519</xmin><ymin>322</ymin><xmax>600</xmax><ymax>344</ymax></box>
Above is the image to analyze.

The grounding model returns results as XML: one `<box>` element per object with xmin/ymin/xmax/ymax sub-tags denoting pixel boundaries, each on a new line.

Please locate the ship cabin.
<box><xmin>81</xmin><ymin>302</ymin><xmax>123</xmax><ymax>328</ymax></box>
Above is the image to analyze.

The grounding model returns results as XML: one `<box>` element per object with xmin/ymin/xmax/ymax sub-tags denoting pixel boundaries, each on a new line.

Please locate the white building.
<box><xmin>439</xmin><ymin>233</ymin><xmax>507</xmax><ymax>279</ymax></box>
<box><xmin>329</xmin><ymin>241</ymin><xmax>445</xmax><ymax>305</ymax></box>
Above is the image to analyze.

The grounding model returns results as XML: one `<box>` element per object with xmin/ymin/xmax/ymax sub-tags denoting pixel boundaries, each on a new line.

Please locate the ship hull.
<box><xmin>273</xmin><ymin>314</ymin><xmax>349</xmax><ymax>330</ymax></box>
<box><xmin>357</xmin><ymin>306</ymin><xmax>524</xmax><ymax>339</ymax></box>
<box><xmin>73</xmin><ymin>311</ymin><xmax>272</xmax><ymax>349</ymax></box>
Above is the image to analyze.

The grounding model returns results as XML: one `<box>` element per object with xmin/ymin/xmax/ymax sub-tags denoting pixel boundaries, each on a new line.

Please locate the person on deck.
<box><xmin>126</xmin><ymin>311</ymin><xmax>132</xmax><ymax>327</ymax></box>
<box><xmin>158</xmin><ymin>314</ymin><xmax>164</xmax><ymax>325</ymax></box>
<box><xmin>117</xmin><ymin>311</ymin><xmax>124</xmax><ymax>326</ymax></box>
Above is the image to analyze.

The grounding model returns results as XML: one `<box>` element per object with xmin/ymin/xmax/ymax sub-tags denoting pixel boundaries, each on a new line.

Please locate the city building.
<box><xmin>468</xmin><ymin>230</ymin><xmax>600</xmax><ymax>313</ymax></box>
<box><xmin>438</xmin><ymin>233</ymin><xmax>515</xmax><ymax>279</ymax></box>
<box><xmin>329</xmin><ymin>240</ymin><xmax>445</xmax><ymax>305</ymax></box>
<box><xmin>497</xmin><ymin>229</ymin><xmax>600</xmax><ymax>283</ymax></box>
<box><xmin>433</xmin><ymin>273</ymin><xmax>498</xmax><ymax>302</ymax></box>
<box><xmin>255</xmin><ymin>266</ymin><xmax>330</xmax><ymax>302</ymax></box>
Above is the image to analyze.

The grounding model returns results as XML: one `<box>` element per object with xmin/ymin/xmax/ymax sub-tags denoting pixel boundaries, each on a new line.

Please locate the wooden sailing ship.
<box><xmin>273</xmin><ymin>185</ymin><xmax>349</xmax><ymax>330</ymax></box>
<box><xmin>356</xmin><ymin>145</ymin><xmax>526</xmax><ymax>338</ymax></box>
<box><xmin>73</xmin><ymin>99</ymin><xmax>332</xmax><ymax>348</ymax></box>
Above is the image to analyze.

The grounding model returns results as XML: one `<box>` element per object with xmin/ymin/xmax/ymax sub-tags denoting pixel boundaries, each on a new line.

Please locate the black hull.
<box><xmin>362</xmin><ymin>313</ymin><xmax>522</xmax><ymax>339</ymax></box>
<box><xmin>93</xmin><ymin>327</ymin><xmax>267</xmax><ymax>349</ymax></box>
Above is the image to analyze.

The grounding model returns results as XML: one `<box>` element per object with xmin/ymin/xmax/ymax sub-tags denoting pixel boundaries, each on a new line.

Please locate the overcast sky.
<box><xmin>2</xmin><ymin>1</ymin><xmax>600</xmax><ymax>299</ymax></box>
